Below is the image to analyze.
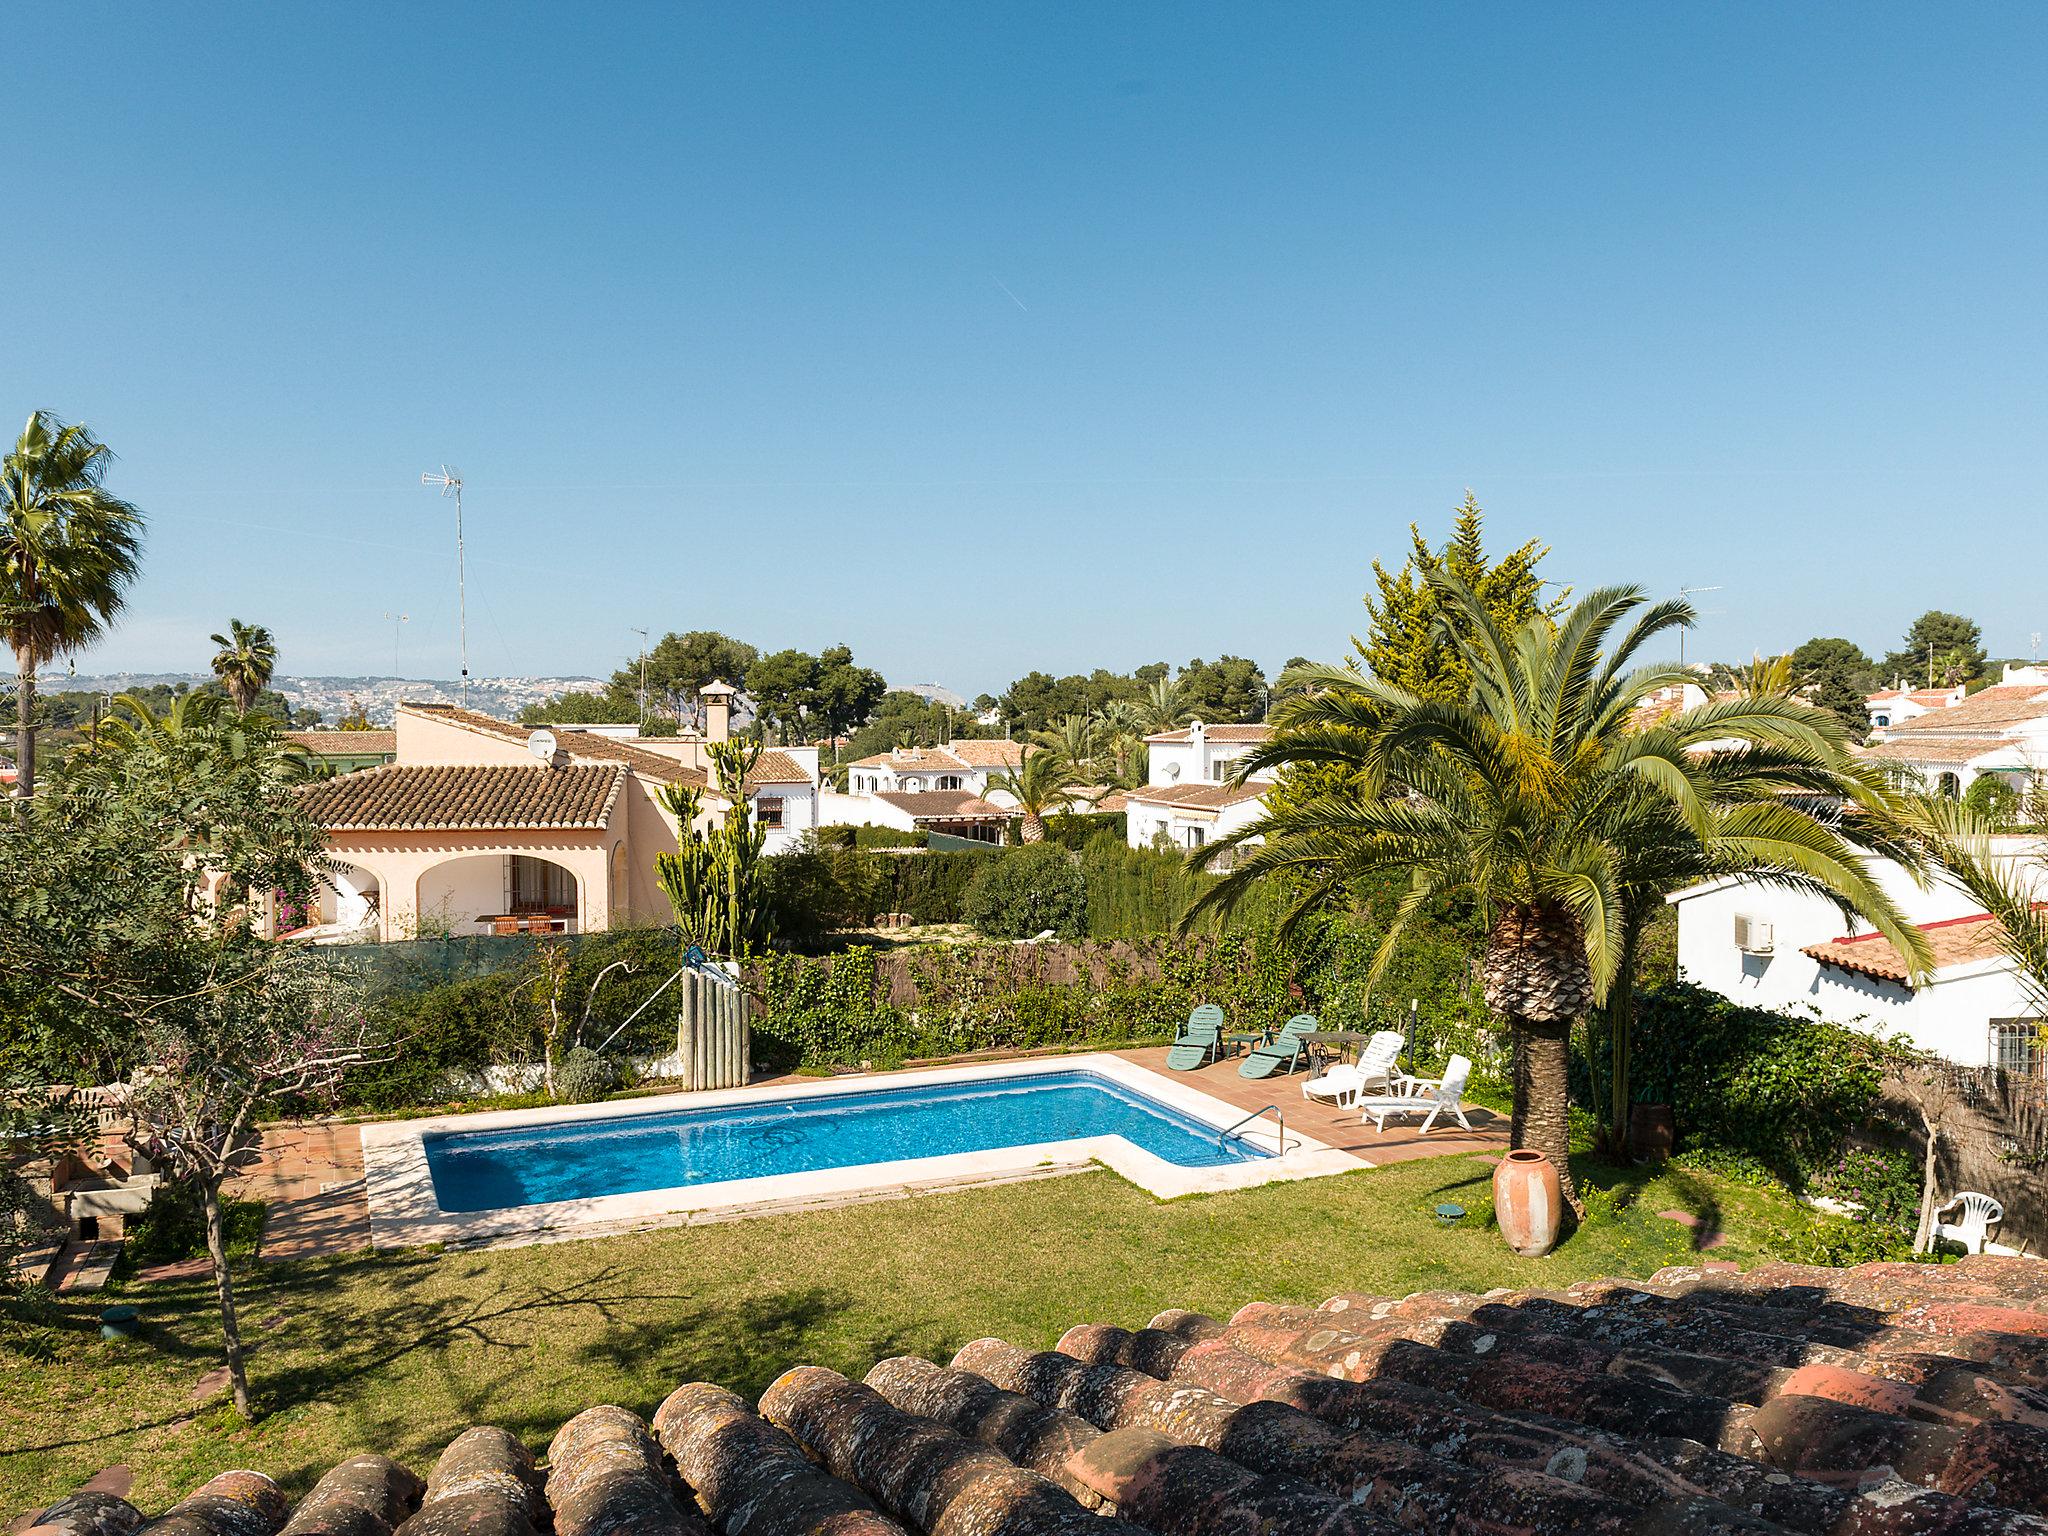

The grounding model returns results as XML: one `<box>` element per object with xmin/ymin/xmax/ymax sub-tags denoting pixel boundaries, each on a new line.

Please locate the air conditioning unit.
<box><xmin>1734</xmin><ymin>914</ymin><xmax>1775</xmax><ymax>954</ymax></box>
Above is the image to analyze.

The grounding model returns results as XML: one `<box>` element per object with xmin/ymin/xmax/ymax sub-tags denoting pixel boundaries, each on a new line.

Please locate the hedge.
<box><xmin>1626</xmin><ymin>982</ymin><xmax>1911</xmax><ymax>1185</ymax></box>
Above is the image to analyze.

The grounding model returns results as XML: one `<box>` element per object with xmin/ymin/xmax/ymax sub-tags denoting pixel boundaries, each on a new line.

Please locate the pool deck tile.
<box><xmin>1109</xmin><ymin>1046</ymin><xmax>1509</xmax><ymax>1164</ymax></box>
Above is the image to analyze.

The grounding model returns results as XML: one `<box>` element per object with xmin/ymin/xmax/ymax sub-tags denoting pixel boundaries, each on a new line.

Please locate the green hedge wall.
<box><xmin>1628</xmin><ymin>982</ymin><xmax>1910</xmax><ymax>1184</ymax></box>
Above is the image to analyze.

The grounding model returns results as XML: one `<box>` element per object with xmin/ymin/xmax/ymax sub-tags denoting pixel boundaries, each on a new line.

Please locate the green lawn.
<box><xmin>4</xmin><ymin>1155</ymin><xmax>1813</xmax><ymax>1518</ymax></box>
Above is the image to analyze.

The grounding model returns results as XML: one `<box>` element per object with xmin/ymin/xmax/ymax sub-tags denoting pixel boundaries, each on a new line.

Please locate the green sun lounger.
<box><xmin>1238</xmin><ymin>1013</ymin><xmax>1320</xmax><ymax>1078</ymax></box>
<box><xmin>1165</xmin><ymin>1004</ymin><xmax>1226</xmax><ymax>1070</ymax></box>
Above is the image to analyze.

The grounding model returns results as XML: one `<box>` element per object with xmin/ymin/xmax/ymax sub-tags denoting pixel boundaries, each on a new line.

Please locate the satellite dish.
<box><xmin>527</xmin><ymin>729</ymin><xmax>559</xmax><ymax>763</ymax></box>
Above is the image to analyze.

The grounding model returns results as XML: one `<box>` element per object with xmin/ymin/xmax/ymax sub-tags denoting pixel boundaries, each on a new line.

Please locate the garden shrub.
<box><xmin>1630</xmin><ymin>982</ymin><xmax>1907</xmax><ymax>1187</ymax></box>
<box><xmin>1041</xmin><ymin>811</ymin><xmax>1126</xmax><ymax>848</ymax></box>
<box><xmin>964</xmin><ymin>845</ymin><xmax>1087</xmax><ymax>939</ymax></box>
<box><xmin>554</xmin><ymin>1046</ymin><xmax>621</xmax><ymax>1104</ymax></box>
<box><xmin>123</xmin><ymin>1181</ymin><xmax>265</xmax><ymax>1266</ymax></box>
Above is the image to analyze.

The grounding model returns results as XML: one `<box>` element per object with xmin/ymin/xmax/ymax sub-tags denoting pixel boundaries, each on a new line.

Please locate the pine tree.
<box><xmin>1360</xmin><ymin>492</ymin><xmax>1562</xmax><ymax>701</ymax></box>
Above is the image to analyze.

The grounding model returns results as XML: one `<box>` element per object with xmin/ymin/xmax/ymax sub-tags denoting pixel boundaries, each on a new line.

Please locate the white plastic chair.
<box><xmin>1360</xmin><ymin>1054</ymin><xmax>1473</xmax><ymax>1134</ymax></box>
<box><xmin>1303</xmin><ymin>1031</ymin><xmax>1404</xmax><ymax>1107</ymax></box>
<box><xmin>1933</xmin><ymin>1192</ymin><xmax>2004</xmax><ymax>1255</ymax></box>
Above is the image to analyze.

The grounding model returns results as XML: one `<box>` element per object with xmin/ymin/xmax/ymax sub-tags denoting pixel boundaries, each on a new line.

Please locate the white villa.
<box><xmin>1669</xmin><ymin>840</ymin><xmax>2046</xmax><ymax>1072</ymax></box>
<box><xmin>1862</xmin><ymin>665</ymin><xmax>2048</xmax><ymax>800</ymax></box>
<box><xmin>842</xmin><ymin>739</ymin><xmax>1027</xmax><ymax>799</ymax></box>
<box><xmin>1124</xmin><ymin>722</ymin><xmax>1273</xmax><ymax>854</ymax></box>
<box><xmin>1865</xmin><ymin>684</ymin><xmax>1966</xmax><ymax>730</ymax></box>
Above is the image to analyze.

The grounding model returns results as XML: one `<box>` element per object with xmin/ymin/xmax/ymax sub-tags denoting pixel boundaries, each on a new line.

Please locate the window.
<box><xmin>509</xmin><ymin>856</ymin><xmax>576</xmax><ymax>914</ymax></box>
<box><xmin>1210</xmin><ymin>758</ymin><xmax>1229</xmax><ymax>782</ymax></box>
<box><xmin>939</xmin><ymin>775</ymin><xmax>962</xmax><ymax>790</ymax></box>
<box><xmin>1992</xmin><ymin>1020</ymin><xmax>2044</xmax><ymax>1080</ymax></box>
<box><xmin>1873</xmin><ymin>713</ymin><xmax>1891</xmax><ymax>727</ymax></box>
<box><xmin>1186</xmin><ymin>825</ymin><xmax>1206</xmax><ymax>848</ymax></box>
<box><xmin>756</xmin><ymin>798</ymin><xmax>784</xmax><ymax>829</ymax></box>
<box><xmin>1936</xmin><ymin>771</ymin><xmax>1961</xmax><ymax>798</ymax></box>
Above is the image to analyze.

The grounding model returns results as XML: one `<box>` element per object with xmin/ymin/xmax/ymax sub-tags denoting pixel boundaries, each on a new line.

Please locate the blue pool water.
<box><xmin>423</xmin><ymin>1070</ymin><xmax>1267</xmax><ymax>1212</ymax></box>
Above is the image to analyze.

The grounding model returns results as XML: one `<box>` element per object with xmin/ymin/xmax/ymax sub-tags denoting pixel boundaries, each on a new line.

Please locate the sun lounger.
<box><xmin>1360</xmin><ymin>1054</ymin><xmax>1473</xmax><ymax>1134</ymax></box>
<box><xmin>1238</xmin><ymin>1014</ymin><xmax>1320</xmax><ymax>1079</ymax></box>
<box><xmin>1303</xmin><ymin>1029</ymin><xmax>1403</xmax><ymax>1107</ymax></box>
<box><xmin>1166</xmin><ymin>1004</ymin><xmax>1226</xmax><ymax>1070</ymax></box>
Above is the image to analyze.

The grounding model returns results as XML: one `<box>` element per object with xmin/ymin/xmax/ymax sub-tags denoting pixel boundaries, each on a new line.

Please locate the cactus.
<box><xmin>655</xmin><ymin>739</ymin><xmax>770</xmax><ymax>957</ymax></box>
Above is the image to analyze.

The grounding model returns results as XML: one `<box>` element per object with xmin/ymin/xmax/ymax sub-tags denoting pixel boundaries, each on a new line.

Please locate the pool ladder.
<box><xmin>1219</xmin><ymin>1103</ymin><xmax>1287</xmax><ymax>1156</ymax></box>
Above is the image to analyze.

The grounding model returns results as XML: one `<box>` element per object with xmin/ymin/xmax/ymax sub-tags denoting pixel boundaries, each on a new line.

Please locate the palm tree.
<box><xmin>1136</xmin><ymin>674</ymin><xmax>1190</xmax><ymax>735</ymax></box>
<box><xmin>989</xmin><ymin>749</ymin><xmax>1079</xmax><ymax>844</ymax></box>
<box><xmin>1191</xmin><ymin>574</ymin><xmax>1930</xmax><ymax>1214</ymax></box>
<box><xmin>1038</xmin><ymin>713</ymin><xmax>1102</xmax><ymax>784</ymax></box>
<box><xmin>1</xmin><ymin>412</ymin><xmax>145</xmax><ymax>799</ymax></box>
<box><xmin>209</xmin><ymin>620</ymin><xmax>277</xmax><ymax>714</ymax></box>
<box><xmin>1910</xmin><ymin>798</ymin><xmax>2048</xmax><ymax>1001</ymax></box>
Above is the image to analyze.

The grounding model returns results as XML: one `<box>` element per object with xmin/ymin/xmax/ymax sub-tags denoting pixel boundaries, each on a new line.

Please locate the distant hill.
<box><xmin>38</xmin><ymin>673</ymin><xmax>603</xmax><ymax>726</ymax></box>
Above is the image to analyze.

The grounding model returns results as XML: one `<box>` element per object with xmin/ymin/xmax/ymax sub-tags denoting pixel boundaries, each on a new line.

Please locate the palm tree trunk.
<box><xmin>1607</xmin><ymin>912</ymin><xmax>1644</xmax><ymax>1153</ymax></box>
<box><xmin>13</xmin><ymin>651</ymin><xmax>34</xmax><ymax>800</ymax></box>
<box><xmin>1514</xmin><ymin>1016</ymin><xmax>1583</xmax><ymax>1216</ymax></box>
<box><xmin>201</xmin><ymin>1176</ymin><xmax>255</xmax><ymax>1418</ymax></box>
<box><xmin>1021</xmin><ymin>813</ymin><xmax>1045</xmax><ymax>843</ymax></box>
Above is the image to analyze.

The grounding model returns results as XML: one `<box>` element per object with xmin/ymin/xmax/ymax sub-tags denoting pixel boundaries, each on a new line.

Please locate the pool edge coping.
<box><xmin>360</xmin><ymin>1054</ymin><xmax>1371</xmax><ymax>1250</ymax></box>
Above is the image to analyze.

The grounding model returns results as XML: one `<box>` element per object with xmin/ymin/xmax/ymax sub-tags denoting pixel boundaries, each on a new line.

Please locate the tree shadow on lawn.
<box><xmin>20</xmin><ymin>1250</ymin><xmax>873</xmax><ymax>1458</ymax></box>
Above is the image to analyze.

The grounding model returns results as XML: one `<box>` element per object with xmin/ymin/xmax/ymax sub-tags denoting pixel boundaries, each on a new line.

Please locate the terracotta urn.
<box><xmin>1493</xmin><ymin>1148</ymin><xmax>1563</xmax><ymax>1257</ymax></box>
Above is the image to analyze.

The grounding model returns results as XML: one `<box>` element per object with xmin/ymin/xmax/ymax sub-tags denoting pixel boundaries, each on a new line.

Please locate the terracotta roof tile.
<box><xmin>1125</xmin><ymin>781</ymin><xmax>1268</xmax><ymax>811</ymax></box>
<box><xmin>1802</xmin><ymin>906</ymin><xmax>2040</xmax><ymax>984</ymax></box>
<box><xmin>747</xmin><ymin>750</ymin><xmax>815</xmax><ymax>786</ymax></box>
<box><xmin>34</xmin><ymin>1254</ymin><xmax>2048</xmax><ymax>1536</ymax></box>
<box><xmin>942</xmin><ymin>739</ymin><xmax>1028</xmax><ymax>768</ymax></box>
<box><xmin>1881</xmin><ymin>685</ymin><xmax>2048</xmax><ymax>734</ymax></box>
<box><xmin>850</xmin><ymin>741</ymin><xmax>1029</xmax><ymax>772</ymax></box>
<box><xmin>299</xmin><ymin>763</ymin><xmax>626</xmax><ymax>831</ymax></box>
<box><xmin>1859</xmin><ymin>737</ymin><xmax>2017</xmax><ymax>765</ymax></box>
<box><xmin>1141</xmin><ymin>724</ymin><xmax>1270</xmax><ymax>744</ymax></box>
<box><xmin>286</xmin><ymin>731</ymin><xmax>397</xmax><ymax>755</ymax></box>
<box><xmin>404</xmin><ymin>704</ymin><xmax>709</xmax><ymax>789</ymax></box>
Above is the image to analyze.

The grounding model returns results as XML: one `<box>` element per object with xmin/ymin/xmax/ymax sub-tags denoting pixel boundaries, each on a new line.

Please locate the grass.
<box><xmin>2</xmin><ymin>1153</ymin><xmax>1813</xmax><ymax>1518</ymax></box>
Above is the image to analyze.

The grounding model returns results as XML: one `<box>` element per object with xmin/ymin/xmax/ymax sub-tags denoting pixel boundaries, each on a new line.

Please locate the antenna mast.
<box><xmin>420</xmin><ymin>467</ymin><xmax>468</xmax><ymax>705</ymax></box>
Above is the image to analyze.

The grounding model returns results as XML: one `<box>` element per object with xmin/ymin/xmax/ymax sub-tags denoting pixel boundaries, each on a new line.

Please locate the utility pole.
<box><xmin>631</xmin><ymin>627</ymin><xmax>649</xmax><ymax>733</ymax></box>
<box><xmin>384</xmin><ymin>612</ymin><xmax>409</xmax><ymax>680</ymax></box>
<box><xmin>420</xmin><ymin>467</ymin><xmax>468</xmax><ymax>705</ymax></box>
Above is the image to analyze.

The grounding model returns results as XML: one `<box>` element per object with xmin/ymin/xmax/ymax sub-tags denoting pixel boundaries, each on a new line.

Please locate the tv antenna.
<box><xmin>1676</xmin><ymin>584</ymin><xmax>1724</xmax><ymax>668</ymax></box>
<box><xmin>383</xmin><ymin>612</ymin><xmax>409</xmax><ymax>680</ymax></box>
<box><xmin>420</xmin><ymin>466</ymin><xmax>468</xmax><ymax>705</ymax></box>
<box><xmin>631</xmin><ymin>627</ymin><xmax>650</xmax><ymax>732</ymax></box>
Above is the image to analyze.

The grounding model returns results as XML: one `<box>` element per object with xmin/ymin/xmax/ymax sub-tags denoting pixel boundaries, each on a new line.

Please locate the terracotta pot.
<box><xmin>1628</xmin><ymin>1103</ymin><xmax>1676</xmax><ymax>1163</ymax></box>
<box><xmin>1493</xmin><ymin>1148</ymin><xmax>1564</xmax><ymax>1257</ymax></box>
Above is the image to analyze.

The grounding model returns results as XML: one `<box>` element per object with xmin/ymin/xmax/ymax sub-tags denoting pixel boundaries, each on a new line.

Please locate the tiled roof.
<box><xmin>872</xmin><ymin>790</ymin><xmax>1015</xmax><ymax>821</ymax></box>
<box><xmin>31</xmin><ymin>1255</ymin><xmax>2048</xmax><ymax>1536</ymax></box>
<box><xmin>748</xmin><ymin>750</ymin><xmax>815</xmax><ymax>786</ymax></box>
<box><xmin>1126</xmin><ymin>781</ymin><xmax>1268</xmax><ymax>811</ymax></box>
<box><xmin>1860</xmin><ymin>738</ymin><xmax>2017</xmax><ymax>766</ymax></box>
<box><xmin>1143</xmin><ymin>724</ymin><xmax>1271</xmax><ymax>743</ymax></box>
<box><xmin>404</xmin><ymin>703</ymin><xmax>710</xmax><ymax>789</ymax></box>
<box><xmin>851</xmin><ymin>740</ymin><xmax>1029</xmax><ymax>772</ymax></box>
<box><xmin>1803</xmin><ymin>906</ymin><xmax>2039</xmax><ymax>984</ymax></box>
<box><xmin>1881</xmin><ymin>685</ymin><xmax>2048</xmax><ymax>735</ymax></box>
<box><xmin>944</xmin><ymin>739</ymin><xmax>1028</xmax><ymax>768</ymax></box>
<box><xmin>286</xmin><ymin>731</ymin><xmax>397</xmax><ymax>755</ymax></box>
<box><xmin>299</xmin><ymin>763</ymin><xmax>627</xmax><ymax>831</ymax></box>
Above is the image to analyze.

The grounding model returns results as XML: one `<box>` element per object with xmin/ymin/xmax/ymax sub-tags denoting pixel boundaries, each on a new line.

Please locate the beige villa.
<box><xmin>287</xmin><ymin>687</ymin><xmax>815</xmax><ymax>941</ymax></box>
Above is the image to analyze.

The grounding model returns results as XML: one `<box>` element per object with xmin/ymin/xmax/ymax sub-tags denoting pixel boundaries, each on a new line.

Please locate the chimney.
<box><xmin>700</xmin><ymin>680</ymin><xmax>736</xmax><ymax>743</ymax></box>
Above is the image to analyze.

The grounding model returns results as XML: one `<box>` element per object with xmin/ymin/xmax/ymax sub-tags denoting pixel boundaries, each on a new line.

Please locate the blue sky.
<box><xmin>9</xmin><ymin>5</ymin><xmax>2045</xmax><ymax>694</ymax></box>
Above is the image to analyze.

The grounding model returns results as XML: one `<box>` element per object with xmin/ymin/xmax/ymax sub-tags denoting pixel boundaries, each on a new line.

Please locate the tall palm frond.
<box><xmin>210</xmin><ymin>619</ymin><xmax>278</xmax><ymax>714</ymax></box>
<box><xmin>2</xmin><ymin>412</ymin><xmax>146</xmax><ymax>798</ymax></box>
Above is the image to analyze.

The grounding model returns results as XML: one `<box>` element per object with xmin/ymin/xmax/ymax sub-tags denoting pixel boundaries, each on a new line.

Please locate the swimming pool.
<box><xmin>424</xmin><ymin>1069</ymin><xmax>1267</xmax><ymax>1212</ymax></box>
<box><xmin>360</xmin><ymin>1055</ymin><xmax>1367</xmax><ymax>1248</ymax></box>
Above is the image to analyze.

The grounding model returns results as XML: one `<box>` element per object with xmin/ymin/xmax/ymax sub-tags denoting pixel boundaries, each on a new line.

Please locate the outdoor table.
<box><xmin>1302</xmin><ymin>1028</ymin><xmax>1388</xmax><ymax>1073</ymax></box>
<box><xmin>1222</xmin><ymin>1029</ymin><xmax>1269</xmax><ymax>1057</ymax></box>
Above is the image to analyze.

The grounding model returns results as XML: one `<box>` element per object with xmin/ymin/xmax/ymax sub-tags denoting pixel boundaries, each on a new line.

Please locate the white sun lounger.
<box><xmin>1359</xmin><ymin>1054</ymin><xmax>1473</xmax><ymax>1134</ymax></box>
<box><xmin>1302</xmin><ymin>1030</ymin><xmax>1404</xmax><ymax>1108</ymax></box>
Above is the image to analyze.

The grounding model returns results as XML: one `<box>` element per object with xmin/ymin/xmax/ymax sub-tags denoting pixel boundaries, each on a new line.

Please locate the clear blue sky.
<box><xmin>9</xmin><ymin>5</ymin><xmax>2045</xmax><ymax>694</ymax></box>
